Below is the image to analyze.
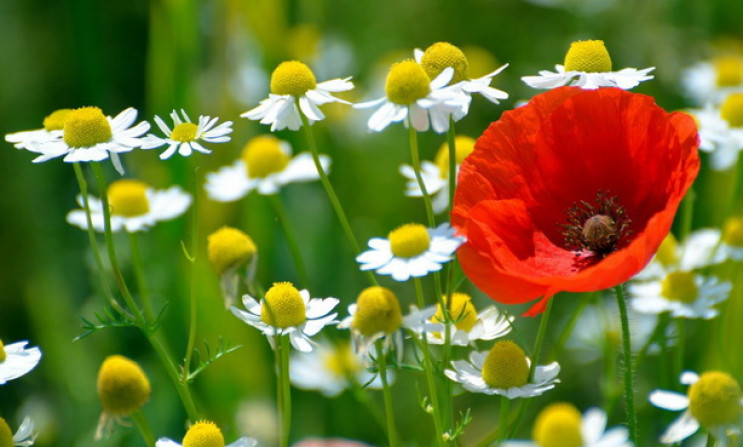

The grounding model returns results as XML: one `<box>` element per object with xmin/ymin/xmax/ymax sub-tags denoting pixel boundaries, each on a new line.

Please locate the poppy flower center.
<box><xmin>352</xmin><ymin>286</ymin><xmax>402</xmax><ymax>336</ymax></box>
<box><xmin>43</xmin><ymin>108</ymin><xmax>72</xmax><ymax>131</ymax></box>
<box><xmin>388</xmin><ymin>223</ymin><xmax>431</xmax><ymax>258</ymax></box>
<box><xmin>532</xmin><ymin>403</ymin><xmax>584</xmax><ymax>447</ymax></box>
<box><xmin>563</xmin><ymin>191</ymin><xmax>631</xmax><ymax>258</ymax></box>
<box><xmin>171</xmin><ymin>122</ymin><xmax>199</xmax><ymax>142</ymax></box>
<box><xmin>433</xmin><ymin>292</ymin><xmax>478</xmax><ymax>332</ymax></box>
<box><xmin>434</xmin><ymin>136</ymin><xmax>476</xmax><ymax>179</ymax></box>
<box><xmin>720</xmin><ymin>93</ymin><xmax>743</xmax><ymax>128</ymax></box>
<box><xmin>207</xmin><ymin>226</ymin><xmax>257</xmax><ymax>275</ymax></box>
<box><xmin>97</xmin><ymin>355</ymin><xmax>151</xmax><ymax>416</ymax></box>
<box><xmin>722</xmin><ymin>216</ymin><xmax>743</xmax><ymax>247</ymax></box>
<box><xmin>420</xmin><ymin>42</ymin><xmax>469</xmax><ymax>84</ymax></box>
<box><xmin>63</xmin><ymin>106</ymin><xmax>112</xmax><ymax>148</ymax></box>
<box><xmin>688</xmin><ymin>371</ymin><xmax>742</xmax><ymax>427</ymax></box>
<box><xmin>107</xmin><ymin>180</ymin><xmax>150</xmax><ymax>218</ymax></box>
<box><xmin>182</xmin><ymin>421</ymin><xmax>225</xmax><ymax>447</ymax></box>
<box><xmin>481</xmin><ymin>340</ymin><xmax>529</xmax><ymax>389</ymax></box>
<box><xmin>563</xmin><ymin>40</ymin><xmax>612</xmax><ymax>73</ymax></box>
<box><xmin>655</xmin><ymin>233</ymin><xmax>680</xmax><ymax>266</ymax></box>
<box><xmin>241</xmin><ymin>135</ymin><xmax>291</xmax><ymax>179</ymax></box>
<box><xmin>660</xmin><ymin>271</ymin><xmax>699</xmax><ymax>303</ymax></box>
<box><xmin>261</xmin><ymin>282</ymin><xmax>306</xmax><ymax>328</ymax></box>
<box><xmin>270</xmin><ymin>61</ymin><xmax>317</xmax><ymax>97</ymax></box>
<box><xmin>323</xmin><ymin>342</ymin><xmax>361</xmax><ymax>378</ymax></box>
<box><xmin>714</xmin><ymin>56</ymin><xmax>743</xmax><ymax>87</ymax></box>
<box><xmin>0</xmin><ymin>418</ymin><xmax>12</xmax><ymax>447</ymax></box>
<box><xmin>385</xmin><ymin>60</ymin><xmax>432</xmax><ymax>106</ymax></box>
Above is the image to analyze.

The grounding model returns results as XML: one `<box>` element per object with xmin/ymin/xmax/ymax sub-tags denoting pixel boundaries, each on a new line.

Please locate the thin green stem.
<box><xmin>498</xmin><ymin>397</ymin><xmax>511</xmax><ymax>446</ymax></box>
<box><xmin>149</xmin><ymin>331</ymin><xmax>200</xmax><ymax>421</ymax></box>
<box><xmin>446</xmin><ymin>117</ymin><xmax>457</xmax><ymax>213</ymax></box>
<box><xmin>128</xmin><ymin>232</ymin><xmax>155</xmax><ymax>322</ymax></box>
<box><xmin>552</xmin><ymin>292</ymin><xmax>593</xmax><ymax>359</ymax></box>
<box><xmin>530</xmin><ymin>298</ymin><xmax>554</xmax><ymax>379</ymax></box>
<box><xmin>706</xmin><ymin>432</ymin><xmax>715</xmax><ymax>447</ymax></box>
<box><xmin>183</xmin><ymin>166</ymin><xmax>200</xmax><ymax>381</ymax></box>
<box><xmin>130</xmin><ymin>409</ymin><xmax>155</xmax><ymax>447</ymax></box>
<box><xmin>678</xmin><ymin>187</ymin><xmax>696</xmax><ymax>241</ymax></box>
<box><xmin>376</xmin><ymin>339</ymin><xmax>399</xmax><ymax>447</ymax></box>
<box><xmin>614</xmin><ymin>284</ymin><xmax>637</xmax><ymax>443</ymax></box>
<box><xmin>275</xmin><ymin>334</ymin><xmax>292</xmax><ymax>447</ymax></box>
<box><xmin>350</xmin><ymin>381</ymin><xmax>388</xmax><ymax>434</ymax></box>
<box><xmin>407</xmin><ymin>121</ymin><xmax>435</xmax><ymax>227</ymax></box>
<box><xmin>268</xmin><ymin>194</ymin><xmax>310</xmax><ymax>287</ymax></box>
<box><xmin>674</xmin><ymin>319</ymin><xmax>685</xmax><ymax>388</ymax></box>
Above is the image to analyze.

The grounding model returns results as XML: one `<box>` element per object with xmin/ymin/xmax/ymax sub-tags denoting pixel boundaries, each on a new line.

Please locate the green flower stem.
<box><xmin>407</xmin><ymin>121</ymin><xmax>435</xmax><ymax>228</ymax></box>
<box><xmin>149</xmin><ymin>331</ymin><xmax>200</xmax><ymax>421</ymax></box>
<box><xmin>376</xmin><ymin>339</ymin><xmax>399</xmax><ymax>447</ymax></box>
<box><xmin>350</xmin><ymin>381</ymin><xmax>388</xmax><ymax>435</ymax></box>
<box><xmin>296</xmin><ymin>101</ymin><xmax>377</xmax><ymax>286</ymax></box>
<box><xmin>268</xmin><ymin>194</ymin><xmax>310</xmax><ymax>288</ymax></box>
<box><xmin>614</xmin><ymin>284</ymin><xmax>637</xmax><ymax>443</ymax></box>
<box><xmin>552</xmin><ymin>292</ymin><xmax>594</xmax><ymax>359</ymax></box>
<box><xmin>275</xmin><ymin>334</ymin><xmax>292</xmax><ymax>447</ymax></box>
<box><xmin>446</xmin><ymin>117</ymin><xmax>457</xmax><ymax>213</ymax></box>
<box><xmin>498</xmin><ymin>396</ymin><xmax>511</xmax><ymax>445</ymax></box>
<box><xmin>130</xmin><ymin>409</ymin><xmax>155</xmax><ymax>447</ymax></box>
<box><xmin>678</xmin><ymin>187</ymin><xmax>696</xmax><ymax>241</ymax></box>
<box><xmin>183</xmin><ymin>166</ymin><xmax>200</xmax><ymax>382</ymax></box>
<box><xmin>414</xmin><ymin>278</ymin><xmax>446</xmax><ymax>447</ymax></box>
<box><xmin>674</xmin><ymin>319</ymin><xmax>685</xmax><ymax>387</ymax></box>
<box><xmin>128</xmin><ymin>232</ymin><xmax>155</xmax><ymax>322</ymax></box>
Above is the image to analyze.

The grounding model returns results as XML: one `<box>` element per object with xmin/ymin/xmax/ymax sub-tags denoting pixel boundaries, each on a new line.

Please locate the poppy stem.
<box><xmin>376</xmin><ymin>339</ymin><xmax>399</xmax><ymax>447</ymax></box>
<box><xmin>614</xmin><ymin>284</ymin><xmax>637</xmax><ymax>442</ymax></box>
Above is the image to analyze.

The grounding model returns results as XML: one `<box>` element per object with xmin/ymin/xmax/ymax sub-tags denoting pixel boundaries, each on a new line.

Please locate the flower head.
<box><xmin>427</xmin><ymin>293</ymin><xmax>513</xmax><ymax>345</ymax></box>
<box><xmin>231</xmin><ymin>282</ymin><xmax>339</xmax><ymax>352</ymax></box>
<box><xmin>452</xmin><ymin>87</ymin><xmax>699</xmax><ymax>316</ymax></box>
<box><xmin>690</xmin><ymin>95</ymin><xmax>743</xmax><ymax>171</ymax></box>
<box><xmin>0</xmin><ymin>417</ymin><xmax>36</xmax><ymax>447</ymax></box>
<box><xmin>155</xmin><ymin>420</ymin><xmax>258</xmax><ymax>447</ymax></box>
<box><xmin>66</xmin><ymin>180</ymin><xmax>191</xmax><ymax>233</ymax></box>
<box><xmin>205</xmin><ymin>135</ymin><xmax>330</xmax><ymax>201</ymax></box>
<box><xmin>5</xmin><ymin>109</ymin><xmax>72</xmax><ymax>152</ymax></box>
<box><xmin>97</xmin><ymin>355</ymin><xmax>150</xmax><ymax>416</ymax></box>
<box><xmin>629</xmin><ymin>270</ymin><xmax>731</xmax><ymax>319</ymax></box>
<box><xmin>356</xmin><ymin>223</ymin><xmax>464</xmax><ymax>281</ymax></box>
<box><xmin>207</xmin><ymin>226</ymin><xmax>259</xmax><ymax>308</ymax></box>
<box><xmin>0</xmin><ymin>340</ymin><xmax>41</xmax><ymax>385</ymax></box>
<box><xmin>338</xmin><ymin>286</ymin><xmax>405</xmax><ymax>360</ymax></box>
<box><xmin>141</xmin><ymin>109</ymin><xmax>233</xmax><ymax>160</ymax></box>
<box><xmin>522</xmin><ymin>40</ymin><xmax>654</xmax><ymax>90</ymax></box>
<box><xmin>242</xmin><ymin>60</ymin><xmax>353</xmax><ymax>131</ymax></box>
<box><xmin>682</xmin><ymin>55</ymin><xmax>743</xmax><ymax>105</ymax></box>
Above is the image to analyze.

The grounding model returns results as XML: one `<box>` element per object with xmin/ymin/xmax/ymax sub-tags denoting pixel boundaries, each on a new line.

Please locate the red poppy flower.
<box><xmin>452</xmin><ymin>86</ymin><xmax>699</xmax><ymax>316</ymax></box>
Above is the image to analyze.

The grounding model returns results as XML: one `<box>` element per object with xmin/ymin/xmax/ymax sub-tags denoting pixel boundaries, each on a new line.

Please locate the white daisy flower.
<box><xmin>354</xmin><ymin>60</ymin><xmax>469</xmax><ymax>133</ymax></box>
<box><xmin>140</xmin><ymin>109</ymin><xmax>233</xmax><ymax>160</ymax></box>
<box><xmin>635</xmin><ymin>230</ymin><xmax>726</xmax><ymax>282</ymax></box>
<box><xmin>522</xmin><ymin>40</ymin><xmax>654</xmax><ymax>90</ymax></box>
<box><xmin>356</xmin><ymin>222</ymin><xmax>464</xmax><ymax>282</ymax></box>
<box><xmin>0</xmin><ymin>341</ymin><xmax>41</xmax><ymax>385</ymax></box>
<box><xmin>445</xmin><ymin>340</ymin><xmax>559</xmax><ymax>399</ymax></box>
<box><xmin>690</xmin><ymin>95</ymin><xmax>743</xmax><ymax>171</ymax></box>
<box><xmin>242</xmin><ymin>60</ymin><xmax>353</xmax><ymax>131</ymax></box>
<box><xmin>230</xmin><ymin>282</ymin><xmax>339</xmax><ymax>352</ymax></box>
<box><xmin>156</xmin><ymin>420</ymin><xmax>257</xmax><ymax>447</ymax></box>
<box><xmin>30</xmin><ymin>107</ymin><xmax>150</xmax><ymax>174</ymax></box>
<box><xmin>399</xmin><ymin>136</ymin><xmax>476</xmax><ymax>214</ymax></box>
<box><xmin>205</xmin><ymin>135</ymin><xmax>330</xmax><ymax>201</ymax></box>
<box><xmin>681</xmin><ymin>56</ymin><xmax>743</xmax><ymax>106</ymax></box>
<box><xmin>502</xmin><ymin>403</ymin><xmax>632</xmax><ymax>447</ymax></box>
<box><xmin>4</xmin><ymin>109</ymin><xmax>72</xmax><ymax>153</ymax></box>
<box><xmin>629</xmin><ymin>271</ymin><xmax>731</xmax><ymax>319</ymax></box>
<box><xmin>0</xmin><ymin>416</ymin><xmax>36</xmax><ymax>446</ymax></box>
<box><xmin>66</xmin><ymin>180</ymin><xmax>191</xmax><ymax>233</ymax></box>
<box><xmin>649</xmin><ymin>370</ymin><xmax>743</xmax><ymax>445</ymax></box>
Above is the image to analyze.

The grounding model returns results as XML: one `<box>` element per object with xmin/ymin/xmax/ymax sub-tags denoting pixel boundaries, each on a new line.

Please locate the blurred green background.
<box><xmin>1</xmin><ymin>0</ymin><xmax>742</xmax><ymax>446</ymax></box>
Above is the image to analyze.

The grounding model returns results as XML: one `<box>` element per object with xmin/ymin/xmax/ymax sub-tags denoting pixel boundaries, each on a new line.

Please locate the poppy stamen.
<box><xmin>562</xmin><ymin>190</ymin><xmax>632</xmax><ymax>258</ymax></box>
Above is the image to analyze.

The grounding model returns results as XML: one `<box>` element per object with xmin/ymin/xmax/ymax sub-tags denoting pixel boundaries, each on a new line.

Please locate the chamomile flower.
<box><xmin>242</xmin><ymin>60</ymin><xmax>353</xmax><ymax>131</ymax></box>
<box><xmin>522</xmin><ymin>40</ymin><xmax>654</xmax><ymax>90</ymax></box>
<box><xmin>649</xmin><ymin>370</ymin><xmax>743</xmax><ymax>445</ymax></box>
<box><xmin>140</xmin><ymin>109</ymin><xmax>233</xmax><ymax>159</ymax></box>
<box><xmin>354</xmin><ymin>60</ymin><xmax>469</xmax><ymax>133</ymax></box>
<box><xmin>156</xmin><ymin>420</ymin><xmax>257</xmax><ymax>447</ymax></box>
<box><xmin>0</xmin><ymin>341</ymin><xmax>41</xmax><ymax>385</ymax></box>
<box><xmin>230</xmin><ymin>282</ymin><xmax>339</xmax><ymax>352</ymax></box>
<box><xmin>30</xmin><ymin>107</ymin><xmax>150</xmax><ymax>174</ymax></box>
<box><xmin>4</xmin><ymin>109</ymin><xmax>71</xmax><ymax>152</ymax></box>
<box><xmin>0</xmin><ymin>416</ymin><xmax>36</xmax><ymax>447</ymax></box>
<box><xmin>356</xmin><ymin>223</ymin><xmax>464</xmax><ymax>282</ymax></box>
<box><xmin>399</xmin><ymin>136</ymin><xmax>476</xmax><ymax>214</ymax></box>
<box><xmin>205</xmin><ymin>135</ymin><xmax>329</xmax><ymax>201</ymax></box>
<box><xmin>691</xmin><ymin>94</ymin><xmax>743</xmax><ymax>171</ymax></box>
<box><xmin>445</xmin><ymin>340</ymin><xmax>560</xmax><ymax>399</ymax></box>
<box><xmin>681</xmin><ymin>55</ymin><xmax>743</xmax><ymax>105</ymax></box>
<box><xmin>96</xmin><ymin>355</ymin><xmax>150</xmax><ymax>439</ymax></box>
<box><xmin>628</xmin><ymin>271</ymin><xmax>732</xmax><ymax>319</ymax></box>
<box><xmin>207</xmin><ymin>227</ymin><xmax>258</xmax><ymax>308</ymax></box>
<box><xmin>66</xmin><ymin>179</ymin><xmax>191</xmax><ymax>233</ymax></box>
<box><xmin>338</xmin><ymin>287</ymin><xmax>405</xmax><ymax>361</ymax></box>
<box><xmin>501</xmin><ymin>403</ymin><xmax>633</xmax><ymax>447</ymax></box>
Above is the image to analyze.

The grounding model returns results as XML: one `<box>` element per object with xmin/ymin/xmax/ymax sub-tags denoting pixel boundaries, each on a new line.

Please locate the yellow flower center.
<box><xmin>434</xmin><ymin>135</ymin><xmax>476</xmax><ymax>179</ymax></box>
<box><xmin>0</xmin><ymin>340</ymin><xmax>5</xmax><ymax>363</ymax></box>
<box><xmin>43</xmin><ymin>108</ymin><xmax>72</xmax><ymax>131</ymax></box>
<box><xmin>63</xmin><ymin>106</ymin><xmax>112</xmax><ymax>148</ymax></box>
<box><xmin>532</xmin><ymin>403</ymin><xmax>584</xmax><ymax>447</ymax></box>
<box><xmin>385</xmin><ymin>60</ymin><xmax>431</xmax><ymax>105</ymax></box>
<box><xmin>433</xmin><ymin>292</ymin><xmax>478</xmax><ymax>332</ymax></box>
<box><xmin>388</xmin><ymin>223</ymin><xmax>431</xmax><ymax>258</ymax></box>
<box><xmin>688</xmin><ymin>371</ymin><xmax>742</xmax><ymax>427</ymax></box>
<box><xmin>97</xmin><ymin>355</ymin><xmax>151</xmax><ymax>416</ymax></box>
<box><xmin>323</xmin><ymin>342</ymin><xmax>361</xmax><ymax>378</ymax></box>
<box><xmin>714</xmin><ymin>56</ymin><xmax>743</xmax><ymax>87</ymax></box>
<box><xmin>563</xmin><ymin>40</ymin><xmax>612</xmax><ymax>73</ymax></box>
<box><xmin>241</xmin><ymin>135</ymin><xmax>291</xmax><ymax>179</ymax></box>
<box><xmin>722</xmin><ymin>216</ymin><xmax>743</xmax><ymax>247</ymax></box>
<box><xmin>720</xmin><ymin>93</ymin><xmax>743</xmax><ymax>128</ymax></box>
<box><xmin>420</xmin><ymin>42</ymin><xmax>469</xmax><ymax>84</ymax></box>
<box><xmin>261</xmin><ymin>282</ymin><xmax>307</xmax><ymax>328</ymax></box>
<box><xmin>0</xmin><ymin>418</ymin><xmax>13</xmax><ymax>447</ymax></box>
<box><xmin>183</xmin><ymin>421</ymin><xmax>225</xmax><ymax>447</ymax></box>
<box><xmin>207</xmin><ymin>226</ymin><xmax>257</xmax><ymax>275</ymax></box>
<box><xmin>655</xmin><ymin>233</ymin><xmax>679</xmax><ymax>266</ymax></box>
<box><xmin>270</xmin><ymin>61</ymin><xmax>317</xmax><ymax>96</ymax></box>
<box><xmin>481</xmin><ymin>340</ymin><xmax>530</xmax><ymax>389</ymax></box>
<box><xmin>107</xmin><ymin>179</ymin><xmax>150</xmax><ymax>218</ymax></box>
<box><xmin>660</xmin><ymin>271</ymin><xmax>699</xmax><ymax>303</ymax></box>
<box><xmin>171</xmin><ymin>122</ymin><xmax>199</xmax><ymax>142</ymax></box>
<box><xmin>352</xmin><ymin>286</ymin><xmax>403</xmax><ymax>336</ymax></box>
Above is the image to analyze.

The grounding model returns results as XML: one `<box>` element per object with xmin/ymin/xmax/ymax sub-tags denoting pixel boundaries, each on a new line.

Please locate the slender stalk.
<box><xmin>446</xmin><ymin>117</ymin><xmax>457</xmax><ymax>213</ymax></box>
<box><xmin>407</xmin><ymin>121</ymin><xmax>435</xmax><ymax>227</ymax></box>
<box><xmin>183</xmin><ymin>166</ymin><xmax>200</xmax><ymax>381</ymax></box>
<box><xmin>674</xmin><ymin>319</ymin><xmax>685</xmax><ymax>388</ymax></box>
<box><xmin>376</xmin><ymin>339</ymin><xmax>399</xmax><ymax>447</ymax></box>
<box><xmin>275</xmin><ymin>334</ymin><xmax>292</xmax><ymax>447</ymax></box>
<box><xmin>706</xmin><ymin>433</ymin><xmax>715</xmax><ymax>447</ymax></box>
<box><xmin>678</xmin><ymin>187</ymin><xmax>696</xmax><ymax>241</ymax></box>
<box><xmin>552</xmin><ymin>292</ymin><xmax>593</xmax><ymax>359</ymax></box>
<box><xmin>497</xmin><ymin>397</ymin><xmax>511</xmax><ymax>446</ymax></box>
<box><xmin>530</xmin><ymin>298</ymin><xmax>554</xmax><ymax>379</ymax></box>
<box><xmin>614</xmin><ymin>284</ymin><xmax>637</xmax><ymax>443</ymax></box>
<box><xmin>128</xmin><ymin>232</ymin><xmax>155</xmax><ymax>322</ymax></box>
<box><xmin>130</xmin><ymin>409</ymin><xmax>155</xmax><ymax>447</ymax></box>
<box><xmin>268</xmin><ymin>194</ymin><xmax>310</xmax><ymax>287</ymax></box>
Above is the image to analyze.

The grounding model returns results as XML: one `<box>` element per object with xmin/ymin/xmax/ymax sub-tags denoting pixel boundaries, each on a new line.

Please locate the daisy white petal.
<box><xmin>0</xmin><ymin>341</ymin><xmax>42</xmax><ymax>384</ymax></box>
